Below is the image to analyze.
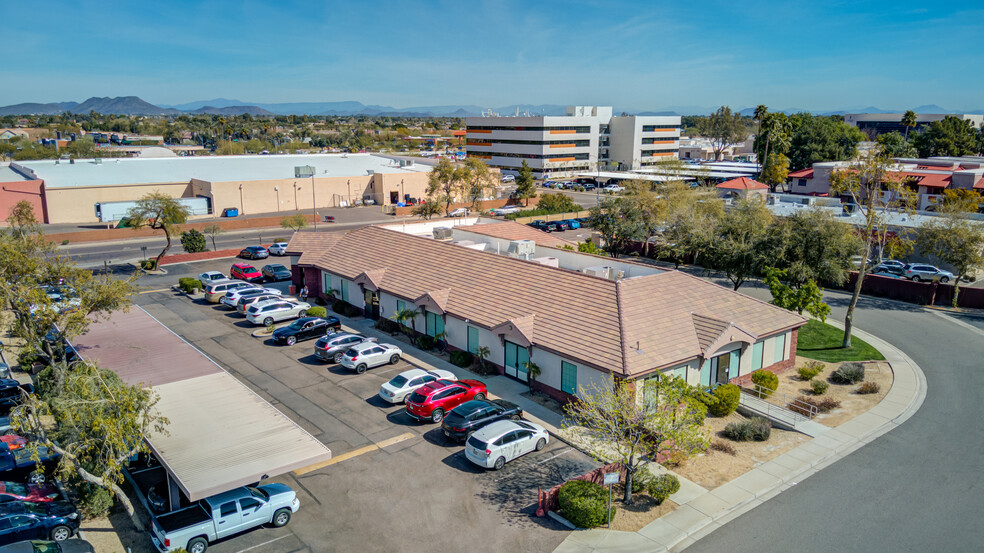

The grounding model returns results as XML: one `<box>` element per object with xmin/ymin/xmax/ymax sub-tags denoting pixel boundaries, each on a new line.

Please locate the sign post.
<box><xmin>603</xmin><ymin>471</ymin><xmax>619</xmax><ymax>529</ymax></box>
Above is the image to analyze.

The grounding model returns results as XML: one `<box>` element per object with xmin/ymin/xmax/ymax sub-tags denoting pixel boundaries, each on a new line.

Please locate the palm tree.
<box><xmin>394</xmin><ymin>308</ymin><xmax>421</xmax><ymax>344</ymax></box>
<box><xmin>754</xmin><ymin>105</ymin><xmax>768</xmax><ymax>168</ymax></box>
<box><xmin>475</xmin><ymin>346</ymin><xmax>491</xmax><ymax>375</ymax></box>
<box><xmin>524</xmin><ymin>361</ymin><xmax>541</xmax><ymax>394</ymax></box>
<box><xmin>901</xmin><ymin>110</ymin><xmax>917</xmax><ymax>141</ymax></box>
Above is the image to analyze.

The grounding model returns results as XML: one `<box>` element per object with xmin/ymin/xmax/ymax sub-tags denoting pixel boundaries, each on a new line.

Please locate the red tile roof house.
<box><xmin>715</xmin><ymin>176</ymin><xmax>769</xmax><ymax>201</ymax></box>
<box><xmin>286</xmin><ymin>224</ymin><xmax>806</xmax><ymax>403</ymax></box>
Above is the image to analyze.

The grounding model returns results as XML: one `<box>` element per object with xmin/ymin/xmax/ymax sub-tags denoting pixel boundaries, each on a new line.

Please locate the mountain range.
<box><xmin>0</xmin><ymin>96</ymin><xmax>980</xmax><ymax>117</ymax></box>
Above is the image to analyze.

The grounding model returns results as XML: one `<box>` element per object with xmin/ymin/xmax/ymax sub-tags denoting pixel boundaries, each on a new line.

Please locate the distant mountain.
<box><xmin>188</xmin><ymin>105</ymin><xmax>274</xmax><ymax>116</ymax></box>
<box><xmin>71</xmin><ymin>96</ymin><xmax>182</xmax><ymax>116</ymax></box>
<box><xmin>912</xmin><ymin>104</ymin><xmax>949</xmax><ymax>114</ymax></box>
<box><xmin>163</xmin><ymin>98</ymin><xmax>247</xmax><ymax>110</ymax></box>
<box><xmin>0</xmin><ymin>101</ymin><xmax>78</xmax><ymax>116</ymax></box>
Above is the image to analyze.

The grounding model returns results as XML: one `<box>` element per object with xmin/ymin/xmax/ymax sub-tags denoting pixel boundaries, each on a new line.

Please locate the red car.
<box><xmin>230</xmin><ymin>263</ymin><xmax>263</xmax><ymax>282</ymax></box>
<box><xmin>0</xmin><ymin>436</ymin><xmax>26</xmax><ymax>451</ymax></box>
<box><xmin>0</xmin><ymin>481</ymin><xmax>60</xmax><ymax>503</ymax></box>
<box><xmin>405</xmin><ymin>379</ymin><xmax>487</xmax><ymax>423</ymax></box>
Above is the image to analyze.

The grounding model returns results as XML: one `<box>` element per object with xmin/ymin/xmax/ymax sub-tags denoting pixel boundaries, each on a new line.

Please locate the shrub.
<box><xmin>557</xmin><ymin>480</ymin><xmax>614</xmax><ymax>529</ymax></box>
<box><xmin>61</xmin><ymin>239</ymin><xmax>70</xmax><ymax>245</ymax></box>
<box><xmin>708</xmin><ymin>384</ymin><xmax>740</xmax><ymax>417</ymax></box>
<box><xmin>177</xmin><ymin>277</ymin><xmax>202</xmax><ymax>294</ymax></box>
<box><xmin>332</xmin><ymin>301</ymin><xmax>362</xmax><ymax>318</ymax></box>
<box><xmin>798</xmin><ymin>361</ymin><xmax>825</xmax><ymax>381</ymax></box>
<box><xmin>375</xmin><ymin>318</ymin><xmax>400</xmax><ymax>334</ymax></box>
<box><xmin>179</xmin><ymin>229</ymin><xmax>207</xmax><ymax>253</ymax></box>
<box><xmin>449</xmin><ymin>350</ymin><xmax>474</xmax><ymax>368</ymax></box>
<box><xmin>273</xmin><ymin>237</ymin><xmax>287</xmax><ymax>243</ymax></box>
<box><xmin>630</xmin><ymin>466</ymin><xmax>653</xmax><ymax>494</ymax></box>
<box><xmin>831</xmin><ymin>362</ymin><xmax>865</xmax><ymax>384</ymax></box>
<box><xmin>417</xmin><ymin>335</ymin><xmax>435</xmax><ymax>350</ymax></box>
<box><xmin>710</xmin><ymin>440</ymin><xmax>737</xmax><ymax>455</ymax></box>
<box><xmin>856</xmin><ymin>381</ymin><xmax>881</xmax><ymax>394</ymax></box>
<box><xmin>791</xmin><ymin>395</ymin><xmax>841</xmax><ymax>415</ymax></box>
<box><xmin>811</xmin><ymin>379</ymin><xmax>830</xmax><ymax>395</ymax></box>
<box><xmin>751</xmin><ymin>370</ymin><xmax>779</xmax><ymax>397</ymax></box>
<box><xmin>306</xmin><ymin>306</ymin><xmax>328</xmax><ymax>318</ymax></box>
<box><xmin>140</xmin><ymin>259</ymin><xmax>157</xmax><ymax>270</ymax></box>
<box><xmin>72</xmin><ymin>480</ymin><xmax>115</xmax><ymax>519</ymax></box>
<box><xmin>723</xmin><ymin>417</ymin><xmax>771</xmax><ymax>442</ymax></box>
<box><xmin>683</xmin><ymin>396</ymin><xmax>708</xmax><ymax>425</ymax></box>
<box><xmin>646</xmin><ymin>474</ymin><xmax>680</xmax><ymax>504</ymax></box>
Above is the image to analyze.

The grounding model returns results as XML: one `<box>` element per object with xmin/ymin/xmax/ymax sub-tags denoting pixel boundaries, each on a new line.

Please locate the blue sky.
<box><xmin>3</xmin><ymin>0</ymin><xmax>982</xmax><ymax>112</ymax></box>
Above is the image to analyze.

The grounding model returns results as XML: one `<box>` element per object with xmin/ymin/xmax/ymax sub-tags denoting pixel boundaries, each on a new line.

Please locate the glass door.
<box><xmin>504</xmin><ymin>341</ymin><xmax>529</xmax><ymax>382</ymax></box>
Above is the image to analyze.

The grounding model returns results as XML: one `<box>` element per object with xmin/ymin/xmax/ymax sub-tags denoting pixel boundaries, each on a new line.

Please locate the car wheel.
<box><xmin>493</xmin><ymin>456</ymin><xmax>506</xmax><ymax>470</ymax></box>
<box><xmin>272</xmin><ymin>508</ymin><xmax>291</xmax><ymax>527</ymax></box>
<box><xmin>940</xmin><ymin>277</ymin><xmax>949</xmax><ymax>283</ymax></box>
<box><xmin>535</xmin><ymin>438</ymin><xmax>546</xmax><ymax>451</ymax></box>
<box><xmin>912</xmin><ymin>275</ymin><xmax>921</xmax><ymax>282</ymax></box>
<box><xmin>511</xmin><ymin>414</ymin><xmax>521</xmax><ymax>420</ymax></box>
<box><xmin>474</xmin><ymin>392</ymin><xmax>486</xmax><ymax>401</ymax></box>
<box><xmin>431</xmin><ymin>409</ymin><xmax>445</xmax><ymax>423</ymax></box>
<box><xmin>50</xmin><ymin>525</ymin><xmax>72</xmax><ymax>541</ymax></box>
<box><xmin>188</xmin><ymin>538</ymin><xmax>208</xmax><ymax>553</ymax></box>
<box><xmin>356</xmin><ymin>364</ymin><xmax>367</xmax><ymax>374</ymax></box>
<box><xmin>286</xmin><ymin>336</ymin><xmax>297</xmax><ymax>346</ymax></box>
<box><xmin>389</xmin><ymin>354</ymin><xmax>400</xmax><ymax>365</ymax></box>
<box><xmin>263</xmin><ymin>317</ymin><xmax>274</xmax><ymax>326</ymax></box>
<box><xmin>28</xmin><ymin>473</ymin><xmax>45</xmax><ymax>484</ymax></box>
<box><xmin>333</xmin><ymin>352</ymin><xmax>344</xmax><ymax>363</ymax></box>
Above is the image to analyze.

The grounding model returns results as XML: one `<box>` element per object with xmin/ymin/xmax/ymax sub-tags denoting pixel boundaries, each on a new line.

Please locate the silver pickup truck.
<box><xmin>151</xmin><ymin>483</ymin><xmax>299</xmax><ymax>553</ymax></box>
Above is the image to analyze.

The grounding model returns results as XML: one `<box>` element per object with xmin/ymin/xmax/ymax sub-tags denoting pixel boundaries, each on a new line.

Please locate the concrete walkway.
<box><xmin>552</xmin><ymin>321</ymin><xmax>927</xmax><ymax>553</ymax></box>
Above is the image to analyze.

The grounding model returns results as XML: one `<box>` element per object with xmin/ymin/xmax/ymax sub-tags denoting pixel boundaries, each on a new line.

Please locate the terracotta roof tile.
<box><xmin>788</xmin><ymin>169</ymin><xmax>814</xmax><ymax>179</ymax></box>
<box><xmin>716</xmin><ymin>176</ymin><xmax>769</xmax><ymax>190</ymax></box>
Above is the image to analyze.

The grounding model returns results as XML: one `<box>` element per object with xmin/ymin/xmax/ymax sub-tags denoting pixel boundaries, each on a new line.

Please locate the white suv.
<box><xmin>246</xmin><ymin>299</ymin><xmax>312</xmax><ymax>326</ymax></box>
<box><xmin>220</xmin><ymin>286</ymin><xmax>281</xmax><ymax>309</ymax></box>
<box><xmin>269</xmin><ymin>242</ymin><xmax>289</xmax><ymax>256</ymax></box>
<box><xmin>464</xmin><ymin>420</ymin><xmax>548</xmax><ymax>470</ymax></box>
<box><xmin>904</xmin><ymin>264</ymin><xmax>954</xmax><ymax>283</ymax></box>
<box><xmin>340</xmin><ymin>342</ymin><xmax>403</xmax><ymax>374</ymax></box>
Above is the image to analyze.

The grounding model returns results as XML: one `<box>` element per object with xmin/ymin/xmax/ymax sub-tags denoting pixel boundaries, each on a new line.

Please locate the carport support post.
<box><xmin>167</xmin><ymin>473</ymin><xmax>182</xmax><ymax>512</ymax></box>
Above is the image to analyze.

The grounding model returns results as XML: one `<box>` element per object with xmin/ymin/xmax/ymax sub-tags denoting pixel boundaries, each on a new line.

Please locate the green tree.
<box><xmin>697</xmin><ymin>106</ymin><xmax>747</xmax><ymax>161</ymax></box>
<box><xmin>768</xmin><ymin>207</ymin><xmax>861</xmax><ymax>286</ymax></box>
<box><xmin>426</xmin><ymin>158</ymin><xmax>468</xmax><ymax>215</ymax></box>
<box><xmin>536</xmin><ymin>192</ymin><xmax>580</xmax><ymax>214</ymax></box>
<box><xmin>202</xmin><ymin>223</ymin><xmax>222</xmax><ymax>251</ymax></box>
<box><xmin>180</xmin><ymin>229</ymin><xmax>207</xmax><ymax>253</ymax></box>
<box><xmin>126</xmin><ymin>193</ymin><xmax>191</xmax><ymax>268</ymax></box>
<box><xmin>280</xmin><ymin>212</ymin><xmax>308</xmax><ymax>232</ymax></box>
<box><xmin>755</xmin><ymin>112</ymin><xmax>792</xmax><ymax>186</ymax></box>
<box><xmin>760</xmin><ymin>153</ymin><xmax>790</xmax><ymax>190</ymax></box>
<box><xmin>876</xmin><ymin>131</ymin><xmax>917</xmax><ymax>158</ymax></box>
<box><xmin>915</xmin><ymin>190</ymin><xmax>984</xmax><ymax>307</ymax></box>
<box><xmin>912</xmin><ymin>116</ymin><xmax>977</xmax><ymax>157</ymax></box>
<box><xmin>563</xmin><ymin>376</ymin><xmax>708</xmax><ymax>504</ymax></box>
<box><xmin>523</xmin><ymin>361</ymin><xmax>541</xmax><ymax>394</ymax></box>
<box><xmin>659</xmin><ymin>182</ymin><xmax>725</xmax><ymax>267</ymax></box>
<box><xmin>588</xmin><ymin>197</ymin><xmax>645</xmax><ymax>258</ymax></box>
<box><xmin>411</xmin><ymin>201</ymin><xmax>442</xmax><ymax>219</ymax></box>
<box><xmin>462</xmin><ymin>158</ymin><xmax>499</xmax><ymax>211</ymax></box>
<box><xmin>393</xmin><ymin>307</ymin><xmax>422</xmax><ymax>344</ymax></box>
<box><xmin>0</xmin><ymin>143</ymin><xmax>16</xmax><ymax>161</ymax></box>
<box><xmin>901</xmin><ymin>110</ymin><xmax>918</xmax><ymax>141</ymax></box>
<box><xmin>514</xmin><ymin>161</ymin><xmax>537</xmax><ymax>206</ymax></box>
<box><xmin>712</xmin><ymin>197</ymin><xmax>773</xmax><ymax>290</ymax></box>
<box><xmin>7</xmin><ymin>200</ymin><xmax>41</xmax><ymax>239</ymax></box>
<box><xmin>764</xmin><ymin>267</ymin><xmax>831</xmax><ymax>322</ymax></box>
<box><xmin>788</xmin><ymin>115</ymin><xmax>866</xmax><ymax>170</ymax></box>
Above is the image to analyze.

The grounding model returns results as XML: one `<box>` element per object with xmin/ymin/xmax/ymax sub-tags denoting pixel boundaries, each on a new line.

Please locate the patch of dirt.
<box><xmin>608</xmin><ymin>494</ymin><xmax>678</xmax><ymax>532</ymax></box>
<box><xmin>671</xmin><ymin>412</ymin><xmax>810</xmax><ymax>490</ymax></box>
<box><xmin>82</xmin><ymin>509</ymin><xmax>155</xmax><ymax>553</ymax></box>
<box><xmin>772</xmin><ymin>358</ymin><xmax>894</xmax><ymax>427</ymax></box>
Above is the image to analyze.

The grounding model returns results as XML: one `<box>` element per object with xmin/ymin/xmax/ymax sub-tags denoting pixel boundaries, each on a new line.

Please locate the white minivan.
<box><xmin>204</xmin><ymin>280</ymin><xmax>257</xmax><ymax>303</ymax></box>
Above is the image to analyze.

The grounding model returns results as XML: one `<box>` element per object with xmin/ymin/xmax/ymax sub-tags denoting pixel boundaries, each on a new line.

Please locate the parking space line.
<box><xmin>492</xmin><ymin>447</ymin><xmax>575</xmax><ymax>483</ymax></box>
<box><xmin>293</xmin><ymin>432</ymin><xmax>416</xmax><ymax>475</ymax></box>
<box><xmin>139</xmin><ymin>287</ymin><xmax>172</xmax><ymax>294</ymax></box>
<box><xmin>235</xmin><ymin>534</ymin><xmax>291</xmax><ymax>553</ymax></box>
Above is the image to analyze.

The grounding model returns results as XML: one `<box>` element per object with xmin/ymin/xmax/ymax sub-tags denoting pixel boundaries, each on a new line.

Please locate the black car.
<box><xmin>0</xmin><ymin>382</ymin><xmax>33</xmax><ymax>416</ymax></box>
<box><xmin>441</xmin><ymin>399</ymin><xmax>523</xmax><ymax>442</ymax></box>
<box><xmin>271</xmin><ymin>317</ymin><xmax>341</xmax><ymax>346</ymax></box>
<box><xmin>872</xmin><ymin>259</ymin><xmax>908</xmax><ymax>276</ymax></box>
<box><xmin>0</xmin><ymin>540</ymin><xmax>94</xmax><ymax>553</ymax></box>
<box><xmin>527</xmin><ymin>220</ymin><xmax>553</xmax><ymax>233</ymax></box>
<box><xmin>0</xmin><ymin>501</ymin><xmax>80</xmax><ymax>543</ymax></box>
<box><xmin>261</xmin><ymin>264</ymin><xmax>292</xmax><ymax>282</ymax></box>
<box><xmin>239</xmin><ymin>246</ymin><xmax>269</xmax><ymax>260</ymax></box>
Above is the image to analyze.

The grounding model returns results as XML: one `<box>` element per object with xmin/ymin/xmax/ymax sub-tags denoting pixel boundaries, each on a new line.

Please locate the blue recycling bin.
<box><xmin>222</xmin><ymin>207</ymin><xmax>239</xmax><ymax>217</ymax></box>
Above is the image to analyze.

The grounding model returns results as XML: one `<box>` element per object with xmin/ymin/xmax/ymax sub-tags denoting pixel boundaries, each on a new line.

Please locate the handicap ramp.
<box><xmin>738</xmin><ymin>391</ymin><xmax>828</xmax><ymax>437</ymax></box>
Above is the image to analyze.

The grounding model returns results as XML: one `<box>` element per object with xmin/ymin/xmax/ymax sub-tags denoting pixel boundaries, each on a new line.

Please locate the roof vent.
<box><xmin>507</xmin><ymin>240</ymin><xmax>535</xmax><ymax>260</ymax></box>
<box><xmin>583</xmin><ymin>265</ymin><xmax>613</xmax><ymax>279</ymax></box>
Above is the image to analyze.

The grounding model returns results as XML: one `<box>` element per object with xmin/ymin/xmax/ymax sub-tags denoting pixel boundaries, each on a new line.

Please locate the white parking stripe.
<box><xmin>492</xmin><ymin>447</ymin><xmax>576</xmax><ymax>483</ymax></box>
<box><xmin>235</xmin><ymin>534</ymin><xmax>290</xmax><ymax>553</ymax></box>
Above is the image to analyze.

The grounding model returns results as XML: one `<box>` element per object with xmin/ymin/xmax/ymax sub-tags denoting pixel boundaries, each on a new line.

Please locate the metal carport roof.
<box><xmin>73</xmin><ymin>307</ymin><xmax>331</xmax><ymax>501</ymax></box>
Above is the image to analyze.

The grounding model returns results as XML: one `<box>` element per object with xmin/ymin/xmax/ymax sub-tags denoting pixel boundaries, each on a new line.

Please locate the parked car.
<box><xmin>464</xmin><ymin>419</ymin><xmax>549</xmax><ymax>470</ymax></box>
<box><xmin>314</xmin><ymin>334</ymin><xmax>376</xmax><ymax>363</ymax></box>
<box><xmin>872</xmin><ymin>260</ymin><xmax>908</xmax><ymax>276</ymax></box>
<box><xmin>563</xmin><ymin>219</ymin><xmax>581</xmax><ymax>230</ymax></box>
<box><xmin>0</xmin><ymin>540</ymin><xmax>94</xmax><ymax>553</ymax></box>
<box><xmin>0</xmin><ymin>382</ymin><xmax>33</xmax><ymax>417</ymax></box>
<box><xmin>0</xmin><ymin>500</ymin><xmax>81</xmax><ymax>542</ymax></box>
<box><xmin>239</xmin><ymin>246</ymin><xmax>269</xmax><ymax>260</ymax></box>
<box><xmin>236</xmin><ymin>294</ymin><xmax>283</xmax><ymax>315</ymax></box>
<box><xmin>541</xmin><ymin>181</ymin><xmax>557</xmax><ymax>188</ymax></box>
<box><xmin>229</xmin><ymin>263</ymin><xmax>264</xmax><ymax>283</ymax></box>
<box><xmin>245</xmin><ymin>300</ymin><xmax>312</xmax><ymax>326</ymax></box>
<box><xmin>602</xmin><ymin>184</ymin><xmax>624</xmax><ymax>193</ymax></box>
<box><xmin>339</xmin><ymin>342</ymin><xmax>403</xmax><ymax>374</ymax></box>
<box><xmin>197</xmin><ymin>272</ymin><xmax>227</xmax><ymax>288</ymax></box>
<box><xmin>448</xmin><ymin>208</ymin><xmax>469</xmax><ymax>217</ymax></box>
<box><xmin>849</xmin><ymin>256</ymin><xmax>873</xmax><ymax>269</ymax></box>
<box><xmin>405</xmin><ymin>379</ymin><xmax>487</xmax><ymax>423</ymax></box>
<box><xmin>500</xmin><ymin>175</ymin><xmax>515</xmax><ymax>183</ymax></box>
<box><xmin>527</xmin><ymin>220</ymin><xmax>555</xmax><ymax>233</ymax></box>
<box><xmin>151</xmin><ymin>484</ymin><xmax>299</xmax><ymax>553</ymax></box>
<box><xmin>268</xmin><ymin>242</ymin><xmax>289</xmax><ymax>256</ymax></box>
<box><xmin>272</xmin><ymin>317</ymin><xmax>340</xmax><ymax>346</ymax></box>
<box><xmin>261</xmin><ymin>264</ymin><xmax>292</xmax><ymax>282</ymax></box>
<box><xmin>441</xmin><ymin>399</ymin><xmax>523</xmax><ymax>442</ymax></box>
<box><xmin>219</xmin><ymin>287</ymin><xmax>279</xmax><ymax>309</ymax></box>
<box><xmin>378</xmin><ymin>368</ymin><xmax>457</xmax><ymax>404</ymax></box>
<box><xmin>581</xmin><ymin>182</ymin><xmax>597</xmax><ymax>190</ymax></box>
<box><xmin>0</xmin><ymin>482</ymin><xmax>60</xmax><ymax>503</ymax></box>
<box><xmin>490</xmin><ymin>206</ymin><xmax>520</xmax><ymax>216</ymax></box>
<box><xmin>0</xmin><ymin>438</ymin><xmax>25</xmax><ymax>452</ymax></box>
<box><xmin>553</xmin><ymin>220</ymin><xmax>570</xmax><ymax>231</ymax></box>
<box><xmin>204</xmin><ymin>280</ymin><xmax>256</xmax><ymax>303</ymax></box>
<box><xmin>904</xmin><ymin>264</ymin><xmax>954</xmax><ymax>283</ymax></box>
<box><xmin>0</xmin><ymin>444</ymin><xmax>60</xmax><ymax>484</ymax></box>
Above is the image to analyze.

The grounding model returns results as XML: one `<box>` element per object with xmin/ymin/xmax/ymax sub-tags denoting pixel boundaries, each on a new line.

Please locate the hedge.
<box><xmin>557</xmin><ymin>479</ymin><xmax>614</xmax><ymax>529</ymax></box>
<box><xmin>449</xmin><ymin>350</ymin><xmax>473</xmax><ymax>368</ymax></box>
<box><xmin>178</xmin><ymin>277</ymin><xmax>202</xmax><ymax>294</ymax></box>
<box><xmin>647</xmin><ymin>474</ymin><xmax>681</xmax><ymax>504</ymax></box>
<box><xmin>306</xmin><ymin>306</ymin><xmax>328</xmax><ymax>318</ymax></box>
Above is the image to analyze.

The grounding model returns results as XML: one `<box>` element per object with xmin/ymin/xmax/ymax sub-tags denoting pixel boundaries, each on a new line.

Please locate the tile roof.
<box><xmin>286</xmin><ymin>231</ymin><xmax>346</xmax><ymax>264</ymax></box>
<box><xmin>298</xmin><ymin>226</ymin><xmax>806</xmax><ymax>376</ymax></box>
<box><xmin>456</xmin><ymin>221</ymin><xmax>576</xmax><ymax>248</ymax></box>
<box><xmin>899</xmin><ymin>171</ymin><xmax>951</xmax><ymax>189</ymax></box>
<box><xmin>975</xmin><ymin>177</ymin><xmax>984</xmax><ymax>190</ymax></box>
<box><xmin>716</xmin><ymin>176</ymin><xmax>769</xmax><ymax>190</ymax></box>
<box><xmin>788</xmin><ymin>169</ymin><xmax>814</xmax><ymax>179</ymax></box>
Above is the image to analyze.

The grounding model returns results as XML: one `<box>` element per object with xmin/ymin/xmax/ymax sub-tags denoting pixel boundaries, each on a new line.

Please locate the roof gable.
<box><xmin>414</xmin><ymin>288</ymin><xmax>451</xmax><ymax>313</ymax></box>
<box><xmin>354</xmin><ymin>269</ymin><xmax>386</xmax><ymax>291</ymax></box>
<box><xmin>716</xmin><ymin>176</ymin><xmax>768</xmax><ymax>190</ymax></box>
<box><xmin>491</xmin><ymin>314</ymin><xmax>535</xmax><ymax>347</ymax></box>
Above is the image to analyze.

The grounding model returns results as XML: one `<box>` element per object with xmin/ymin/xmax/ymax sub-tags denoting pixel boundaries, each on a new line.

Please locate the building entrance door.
<box><xmin>363</xmin><ymin>290</ymin><xmax>380</xmax><ymax>320</ymax></box>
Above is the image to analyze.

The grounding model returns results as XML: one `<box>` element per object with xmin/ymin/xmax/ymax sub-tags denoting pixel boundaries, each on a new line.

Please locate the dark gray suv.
<box><xmin>314</xmin><ymin>333</ymin><xmax>377</xmax><ymax>363</ymax></box>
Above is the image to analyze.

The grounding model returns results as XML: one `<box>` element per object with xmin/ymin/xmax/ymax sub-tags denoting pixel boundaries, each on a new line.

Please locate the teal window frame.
<box><xmin>340</xmin><ymin>280</ymin><xmax>348</xmax><ymax>303</ymax></box>
<box><xmin>774</xmin><ymin>334</ymin><xmax>786</xmax><ymax>363</ymax></box>
<box><xmin>752</xmin><ymin>342</ymin><xmax>763</xmax><ymax>371</ymax></box>
<box><xmin>561</xmin><ymin>361</ymin><xmax>577</xmax><ymax>395</ymax></box>
<box><xmin>396</xmin><ymin>299</ymin><xmax>405</xmax><ymax>314</ymax></box>
<box><xmin>504</xmin><ymin>341</ymin><xmax>529</xmax><ymax>376</ymax></box>
<box><xmin>425</xmin><ymin>311</ymin><xmax>444</xmax><ymax>338</ymax></box>
<box><xmin>467</xmin><ymin>326</ymin><xmax>479</xmax><ymax>354</ymax></box>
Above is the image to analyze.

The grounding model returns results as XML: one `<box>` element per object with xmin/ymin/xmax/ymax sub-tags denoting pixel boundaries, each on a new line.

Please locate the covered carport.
<box><xmin>73</xmin><ymin>306</ymin><xmax>332</xmax><ymax>509</ymax></box>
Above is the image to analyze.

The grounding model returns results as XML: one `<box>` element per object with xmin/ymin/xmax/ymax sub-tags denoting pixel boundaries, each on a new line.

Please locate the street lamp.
<box><xmin>239</xmin><ymin>184</ymin><xmax>244</xmax><ymax>214</ymax></box>
<box><xmin>274</xmin><ymin>187</ymin><xmax>280</xmax><ymax>212</ymax></box>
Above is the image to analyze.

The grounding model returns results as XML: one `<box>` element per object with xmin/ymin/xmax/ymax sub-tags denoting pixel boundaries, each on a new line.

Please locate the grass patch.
<box><xmin>796</xmin><ymin>320</ymin><xmax>885</xmax><ymax>363</ymax></box>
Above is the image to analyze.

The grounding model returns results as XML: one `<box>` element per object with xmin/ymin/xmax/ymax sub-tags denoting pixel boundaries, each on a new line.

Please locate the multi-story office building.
<box><xmin>464</xmin><ymin>106</ymin><xmax>681</xmax><ymax>179</ymax></box>
<box><xmin>845</xmin><ymin>113</ymin><xmax>983</xmax><ymax>138</ymax></box>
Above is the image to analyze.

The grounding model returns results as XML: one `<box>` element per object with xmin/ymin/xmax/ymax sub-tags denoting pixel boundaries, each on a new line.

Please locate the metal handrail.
<box><xmin>739</xmin><ymin>384</ymin><xmax>818</xmax><ymax>420</ymax></box>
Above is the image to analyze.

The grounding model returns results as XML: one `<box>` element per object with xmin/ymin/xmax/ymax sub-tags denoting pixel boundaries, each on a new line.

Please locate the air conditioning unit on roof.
<box><xmin>583</xmin><ymin>265</ymin><xmax>613</xmax><ymax>279</ymax></box>
<box><xmin>507</xmin><ymin>240</ymin><xmax>535</xmax><ymax>260</ymax></box>
<box><xmin>433</xmin><ymin>227</ymin><xmax>453</xmax><ymax>240</ymax></box>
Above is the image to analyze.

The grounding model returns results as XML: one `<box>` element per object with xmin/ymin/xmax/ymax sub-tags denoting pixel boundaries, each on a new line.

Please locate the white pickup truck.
<box><xmin>151</xmin><ymin>483</ymin><xmax>299</xmax><ymax>553</ymax></box>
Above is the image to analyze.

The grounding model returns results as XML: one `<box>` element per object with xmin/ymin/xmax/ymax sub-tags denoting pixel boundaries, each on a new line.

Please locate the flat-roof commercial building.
<box><xmin>465</xmin><ymin>106</ymin><xmax>681</xmax><ymax>179</ymax></box>
<box><xmin>845</xmin><ymin>113</ymin><xmax>983</xmax><ymax>137</ymax></box>
<box><xmin>8</xmin><ymin>153</ymin><xmax>433</xmax><ymax>224</ymax></box>
<box><xmin>286</xmin><ymin>221</ymin><xmax>805</xmax><ymax>403</ymax></box>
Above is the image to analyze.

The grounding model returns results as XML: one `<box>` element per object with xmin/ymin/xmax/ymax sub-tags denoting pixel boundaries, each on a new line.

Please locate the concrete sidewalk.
<box><xmin>553</xmin><ymin>321</ymin><xmax>927</xmax><ymax>553</ymax></box>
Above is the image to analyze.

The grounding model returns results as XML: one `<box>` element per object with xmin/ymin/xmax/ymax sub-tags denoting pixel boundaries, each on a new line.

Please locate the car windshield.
<box><xmin>388</xmin><ymin>375</ymin><xmax>409</xmax><ymax>388</ymax></box>
<box><xmin>247</xmin><ymin>486</ymin><xmax>269</xmax><ymax>501</ymax></box>
<box><xmin>466</xmin><ymin>436</ymin><xmax>487</xmax><ymax>450</ymax></box>
<box><xmin>287</xmin><ymin>320</ymin><xmax>304</xmax><ymax>330</ymax></box>
<box><xmin>31</xmin><ymin>542</ymin><xmax>60</xmax><ymax>553</ymax></box>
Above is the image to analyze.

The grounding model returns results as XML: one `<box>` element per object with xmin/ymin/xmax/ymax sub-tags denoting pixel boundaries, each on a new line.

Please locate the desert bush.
<box><xmin>178</xmin><ymin>277</ymin><xmax>202</xmax><ymax>294</ymax></box>
<box><xmin>708</xmin><ymin>384</ymin><xmax>740</xmax><ymax>417</ymax></box>
<box><xmin>798</xmin><ymin>361</ymin><xmax>825</xmax><ymax>381</ymax></box>
<box><xmin>557</xmin><ymin>480</ymin><xmax>614</xmax><ymax>529</ymax></box>
<box><xmin>723</xmin><ymin>417</ymin><xmax>771</xmax><ymax>442</ymax></box>
<box><xmin>417</xmin><ymin>335</ymin><xmax>435</xmax><ymax>350</ymax></box>
<box><xmin>305</xmin><ymin>306</ymin><xmax>328</xmax><ymax>318</ymax></box>
<box><xmin>179</xmin><ymin>229</ymin><xmax>207</xmax><ymax>253</ymax></box>
<box><xmin>140</xmin><ymin>259</ymin><xmax>157</xmax><ymax>270</ymax></box>
<box><xmin>831</xmin><ymin>362</ymin><xmax>865</xmax><ymax>384</ymax></box>
<box><xmin>811</xmin><ymin>379</ymin><xmax>830</xmax><ymax>395</ymax></box>
<box><xmin>710</xmin><ymin>440</ymin><xmax>737</xmax><ymax>455</ymax></box>
<box><xmin>71</xmin><ymin>479</ymin><xmax>115</xmax><ymax>519</ymax></box>
<box><xmin>751</xmin><ymin>370</ymin><xmax>779</xmax><ymax>397</ymax></box>
<box><xmin>449</xmin><ymin>350</ymin><xmax>474</xmax><ymax>368</ymax></box>
<box><xmin>856</xmin><ymin>381</ymin><xmax>881</xmax><ymax>394</ymax></box>
<box><xmin>791</xmin><ymin>395</ymin><xmax>841</xmax><ymax>416</ymax></box>
<box><xmin>61</xmin><ymin>239</ymin><xmax>70</xmax><ymax>245</ymax></box>
<box><xmin>630</xmin><ymin>466</ymin><xmax>653</xmax><ymax>494</ymax></box>
<box><xmin>646</xmin><ymin>474</ymin><xmax>681</xmax><ymax>504</ymax></box>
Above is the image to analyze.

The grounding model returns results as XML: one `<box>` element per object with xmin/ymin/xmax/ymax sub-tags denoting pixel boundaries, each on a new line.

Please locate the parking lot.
<box><xmin>131</xmin><ymin>258</ymin><xmax>598</xmax><ymax>553</ymax></box>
